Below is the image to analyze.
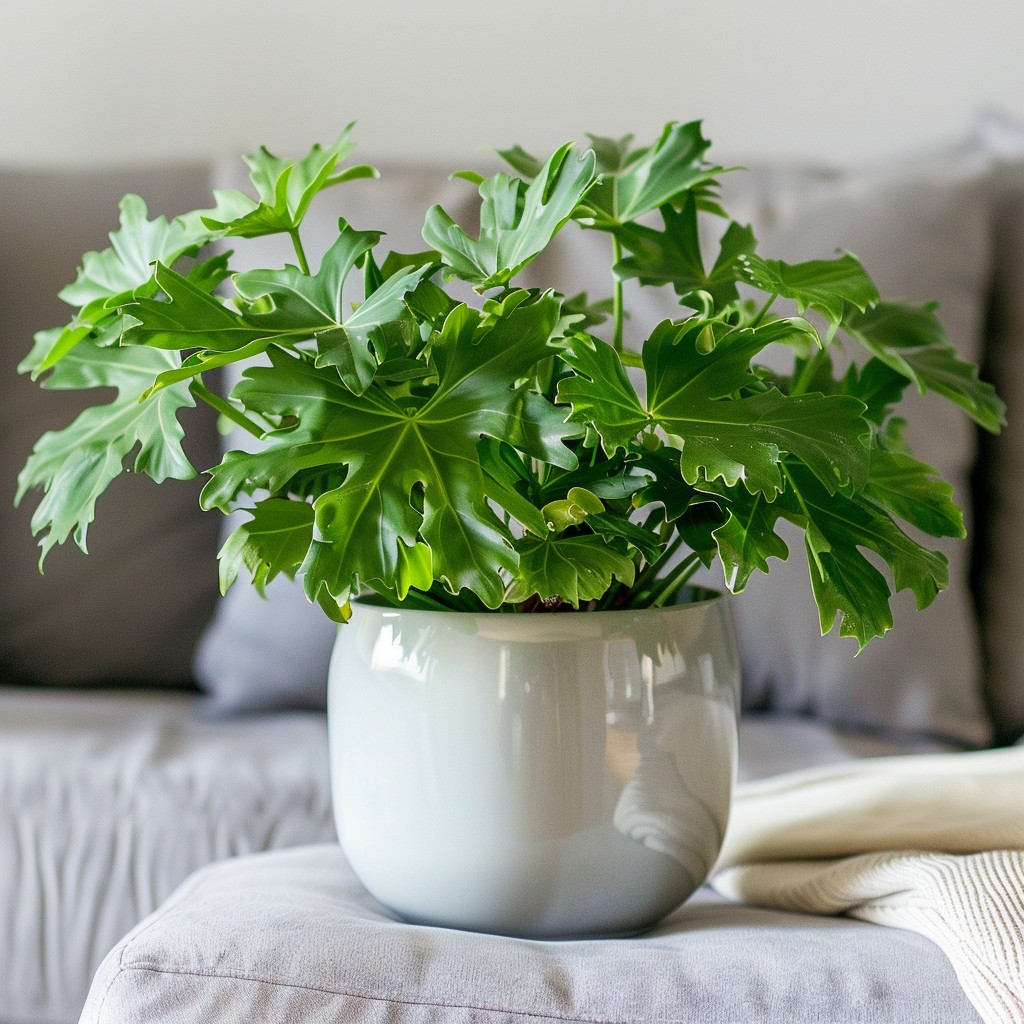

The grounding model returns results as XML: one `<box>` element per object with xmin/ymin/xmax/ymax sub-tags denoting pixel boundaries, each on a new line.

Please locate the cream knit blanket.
<box><xmin>712</xmin><ymin>743</ymin><xmax>1024</xmax><ymax>1024</ymax></box>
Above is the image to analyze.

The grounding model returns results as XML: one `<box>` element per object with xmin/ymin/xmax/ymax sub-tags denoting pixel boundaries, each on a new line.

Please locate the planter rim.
<box><xmin>345</xmin><ymin>587</ymin><xmax>730</xmax><ymax>642</ymax></box>
<box><xmin>351</xmin><ymin>584</ymin><xmax>726</xmax><ymax>617</ymax></box>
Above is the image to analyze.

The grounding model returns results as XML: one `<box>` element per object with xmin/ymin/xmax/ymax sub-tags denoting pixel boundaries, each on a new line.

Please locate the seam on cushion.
<box><xmin>89</xmin><ymin>870</ymin><xmax>218</xmax><ymax>1023</ymax></box>
<box><xmin>118</xmin><ymin>963</ymin><xmax>657</xmax><ymax>1024</ymax></box>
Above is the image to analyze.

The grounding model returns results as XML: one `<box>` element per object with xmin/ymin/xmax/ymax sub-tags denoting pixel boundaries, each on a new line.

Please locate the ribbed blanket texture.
<box><xmin>712</xmin><ymin>743</ymin><xmax>1024</xmax><ymax>1024</ymax></box>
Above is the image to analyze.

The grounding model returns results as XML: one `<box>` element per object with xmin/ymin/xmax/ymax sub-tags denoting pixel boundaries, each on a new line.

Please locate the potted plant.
<box><xmin>17</xmin><ymin>121</ymin><xmax>1002</xmax><ymax>937</ymax></box>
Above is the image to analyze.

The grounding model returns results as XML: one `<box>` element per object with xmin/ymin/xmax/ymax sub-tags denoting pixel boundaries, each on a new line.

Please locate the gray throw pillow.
<box><xmin>714</xmin><ymin>150</ymin><xmax>994</xmax><ymax>745</ymax></box>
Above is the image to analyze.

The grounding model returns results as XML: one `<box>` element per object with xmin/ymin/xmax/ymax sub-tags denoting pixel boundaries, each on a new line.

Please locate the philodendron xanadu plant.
<box><xmin>17</xmin><ymin>121</ymin><xmax>1004</xmax><ymax>647</ymax></box>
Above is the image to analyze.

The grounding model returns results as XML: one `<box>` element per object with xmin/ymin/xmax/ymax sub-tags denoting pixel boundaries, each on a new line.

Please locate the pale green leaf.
<box><xmin>423</xmin><ymin>142</ymin><xmax>597</xmax><ymax>289</ymax></box>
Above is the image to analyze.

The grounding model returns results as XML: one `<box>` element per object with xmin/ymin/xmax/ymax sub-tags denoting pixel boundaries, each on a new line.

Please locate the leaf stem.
<box><xmin>289</xmin><ymin>228</ymin><xmax>311</xmax><ymax>275</ymax></box>
<box><xmin>631</xmin><ymin>552</ymin><xmax>703</xmax><ymax>609</ymax></box>
<box><xmin>748</xmin><ymin>293</ymin><xmax>777</xmax><ymax>328</ymax></box>
<box><xmin>189</xmin><ymin>380</ymin><xmax>265</xmax><ymax>439</ymax></box>
<box><xmin>628</xmin><ymin>531</ymin><xmax>685</xmax><ymax>601</ymax></box>
<box><xmin>611</xmin><ymin>233</ymin><xmax>625</xmax><ymax>354</ymax></box>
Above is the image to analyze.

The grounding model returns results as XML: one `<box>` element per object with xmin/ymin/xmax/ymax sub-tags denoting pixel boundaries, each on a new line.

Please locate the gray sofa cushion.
<box><xmin>80</xmin><ymin>844</ymin><xmax>982</xmax><ymax>1024</ymax></box>
<box><xmin>0</xmin><ymin>688</ymin><xmax>950</xmax><ymax>1024</ymax></box>
<box><xmin>1</xmin><ymin>165</ymin><xmax>223</xmax><ymax>687</ymax></box>
<box><xmin>0</xmin><ymin>688</ymin><xmax>334</xmax><ymax>1024</ymax></box>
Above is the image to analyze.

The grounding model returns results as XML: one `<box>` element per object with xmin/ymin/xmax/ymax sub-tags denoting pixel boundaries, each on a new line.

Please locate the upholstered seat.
<box><xmin>80</xmin><ymin>844</ymin><xmax>981</xmax><ymax>1024</ymax></box>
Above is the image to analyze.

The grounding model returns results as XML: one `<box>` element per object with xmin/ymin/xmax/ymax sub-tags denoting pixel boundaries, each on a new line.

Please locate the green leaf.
<box><xmin>422</xmin><ymin>142</ymin><xmax>597</xmax><ymax>290</ymax></box>
<box><xmin>218</xmin><ymin>498</ymin><xmax>315</xmax><ymax>594</ymax></box>
<box><xmin>58</xmin><ymin>193</ymin><xmax>240</xmax><ymax>309</ymax></box>
<box><xmin>783</xmin><ymin>463</ymin><xmax>949</xmax><ymax>648</ymax></box>
<box><xmin>28</xmin><ymin>193</ymin><xmax>250</xmax><ymax>377</ymax></box>
<box><xmin>557</xmin><ymin>334</ymin><xmax>648</xmax><ymax>454</ymax></box>
<box><xmin>541</xmin><ymin>487</ymin><xmax>604</xmax><ymax>531</ymax></box>
<box><xmin>125</xmin><ymin>261</ymin><xmax>281</xmax><ymax>353</ymax></box>
<box><xmin>561</xmin><ymin>292</ymin><xmax>615</xmax><ymax>330</ymax></box>
<box><xmin>583</xmin><ymin>121</ymin><xmax>722</xmax><ymax>226</ymax></box>
<box><xmin>506</xmin><ymin>534</ymin><xmax>636</xmax><ymax>606</ymax></box>
<box><xmin>711</xmin><ymin>490</ymin><xmax>789</xmax><ymax>592</ymax></box>
<box><xmin>202</xmin><ymin>295</ymin><xmax>576</xmax><ymax>608</ymax></box>
<box><xmin>233</xmin><ymin>224</ymin><xmax>431</xmax><ymax>393</ymax></box>
<box><xmin>631</xmin><ymin>444</ymin><xmax>704</xmax><ymax>522</ymax></box>
<box><xmin>494</xmin><ymin>144</ymin><xmax>544</xmax><ymax>179</ymax></box>
<box><xmin>16</xmin><ymin>338</ymin><xmax>199</xmax><ymax>562</ymax></box>
<box><xmin>864</xmin><ymin>444</ymin><xmax>965</xmax><ymax>539</ymax></box>
<box><xmin>202</xmin><ymin>128</ymin><xmax>376</xmax><ymax>237</ymax></box>
<box><xmin>843</xmin><ymin>301</ymin><xmax>1005</xmax><ymax>432</ymax></box>
<box><xmin>567</xmin><ymin>319</ymin><xmax>869</xmax><ymax>496</ymax></box>
<box><xmin>613</xmin><ymin>198</ymin><xmax>756</xmax><ymax>306</ymax></box>
<box><xmin>648</xmin><ymin>319</ymin><xmax>870</xmax><ymax>494</ymax></box>
<box><xmin>586</xmin><ymin>511</ymin><xmax>662</xmax><ymax>564</ymax></box>
<box><xmin>741</xmin><ymin>251</ymin><xmax>880</xmax><ymax>332</ymax></box>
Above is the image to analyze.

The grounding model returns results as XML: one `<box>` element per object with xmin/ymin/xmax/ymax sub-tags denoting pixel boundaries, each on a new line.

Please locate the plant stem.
<box><xmin>637</xmin><ymin>552</ymin><xmax>703</xmax><ymax>608</ymax></box>
<box><xmin>748</xmin><ymin>293</ymin><xmax>776</xmax><ymax>328</ymax></box>
<box><xmin>289</xmin><ymin>228</ymin><xmax>311</xmax><ymax>275</ymax></box>
<box><xmin>625</xmin><ymin>532</ymin><xmax>686</xmax><ymax>608</ymax></box>
<box><xmin>611</xmin><ymin>233</ymin><xmax>625</xmax><ymax>354</ymax></box>
<box><xmin>190</xmin><ymin>380</ymin><xmax>265</xmax><ymax>439</ymax></box>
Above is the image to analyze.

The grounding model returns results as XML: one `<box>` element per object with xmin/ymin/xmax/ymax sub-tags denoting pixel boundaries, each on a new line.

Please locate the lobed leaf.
<box><xmin>16</xmin><ymin>340</ymin><xmax>199</xmax><ymax>562</ymax></box>
<box><xmin>613</xmin><ymin>198</ymin><xmax>756</xmax><ymax>307</ymax></box>
<box><xmin>506</xmin><ymin>534</ymin><xmax>636</xmax><ymax>606</ymax></box>
<box><xmin>843</xmin><ymin>301</ymin><xmax>1005</xmax><ymax>432</ymax></box>
<box><xmin>218</xmin><ymin>497</ymin><xmax>315</xmax><ymax>594</ymax></box>
<box><xmin>783</xmin><ymin>464</ymin><xmax>950</xmax><ymax>648</ymax></box>
<box><xmin>422</xmin><ymin>143</ymin><xmax>597</xmax><ymax>290</ymax></box>
<box><xmin>583</xmin><ymin>121</ymin><xmax>722</xmax><ymax>226</ymax></box>
<box><xmin>203</xmin><ymin>128</ymin><xmax>377</xmax><ymax>238</ymax></box>
<box><xmin>741</xmin><ymin>251</ymin><xmax>880</xmax><ymax>333</ymax></box>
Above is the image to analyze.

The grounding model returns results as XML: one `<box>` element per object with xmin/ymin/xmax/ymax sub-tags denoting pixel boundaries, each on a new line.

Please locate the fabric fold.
<box><xmin>712</xmin><ymin>743</ymin><xmax>1024</xmax><ymax>1024</ymax></box>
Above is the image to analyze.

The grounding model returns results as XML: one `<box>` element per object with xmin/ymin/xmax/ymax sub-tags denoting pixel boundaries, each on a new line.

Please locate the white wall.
<box><xmin>3</xmin><ymin>0</ymin><xmax>1023</xmax><ymax>168</ymax></box>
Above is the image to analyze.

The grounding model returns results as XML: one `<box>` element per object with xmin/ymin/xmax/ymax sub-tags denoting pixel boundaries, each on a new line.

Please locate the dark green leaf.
<box><xmin>202</xmin><ymin>295</ymin><xmax>576</xmax><ymax>608</ymax></box>
<box><xmin>506</xmin><ymin>534</ymin><xmax>636</xmax><ymax>606</ymax></box>
<box><xmin>783</xmin><ymin>463</ymin><xmax>949</xmax><ymax>648</ymax></box>
<box><xmin>614</xmin><ymin>199</ymin><xmax>756</xmax><ymax>307</ymax></box>
<box><xmin>741</xmin><ymin>251</ymin><xmax>880</xmax><ymax>332</ymax></box>
<box><xmin>557</xmin><ymin>334</ymin><xmax>648</xmax><ymax>454</ymax></box>
<box><xmin>643</xmin><ymin>320</ymin><xmax>871</xmax><ymax>495</ymax></box>
<box><xmin>843</xmin><ymin>301</ymin><xmax>1005</xmax><ymax>432</ymax></box>
<box><xmin>865</xmin><ymin>445</ymin><xmax>965</xmax><ymax>539</ymax></box>
<box><xmin>711</xmin><ymin>490</ymin><xmax>789</xmax><ymax>592</ymax></box>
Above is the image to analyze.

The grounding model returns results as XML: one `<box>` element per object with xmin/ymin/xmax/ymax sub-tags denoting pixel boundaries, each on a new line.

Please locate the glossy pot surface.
<box><xmin>328</xmin><ymin>594</ymin><xmax>739</xmax><ymax>938</ymax></box>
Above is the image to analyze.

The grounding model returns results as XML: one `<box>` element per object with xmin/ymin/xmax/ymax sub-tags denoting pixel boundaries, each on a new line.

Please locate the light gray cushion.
<box><xmin>80</xmin><ymin>843</ymin><xmax>981</xmax><ymax>1024</ymax></box>
<box><xmin>0</xmin><ymin>165</ymin><xmax>223</xmax><ymax>687</ymax></box>
<box><xmin>0</xmin><ymin>687</ymin><xmax>334</xmax><ymax>1024</ymax></box>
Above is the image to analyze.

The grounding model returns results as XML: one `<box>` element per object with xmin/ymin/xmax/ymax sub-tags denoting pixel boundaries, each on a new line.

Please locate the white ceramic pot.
<box><xmin>328</xmin><ymin>591</ymin><xmax>739</xmax><ymax>938</ymax></box>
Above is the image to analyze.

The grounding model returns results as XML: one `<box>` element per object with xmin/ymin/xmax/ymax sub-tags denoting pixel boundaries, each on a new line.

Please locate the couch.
<box><xmin>3</xmin><ymin>114</ymin><xmax>1023</xmax><ymax>1023</ymax></box>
